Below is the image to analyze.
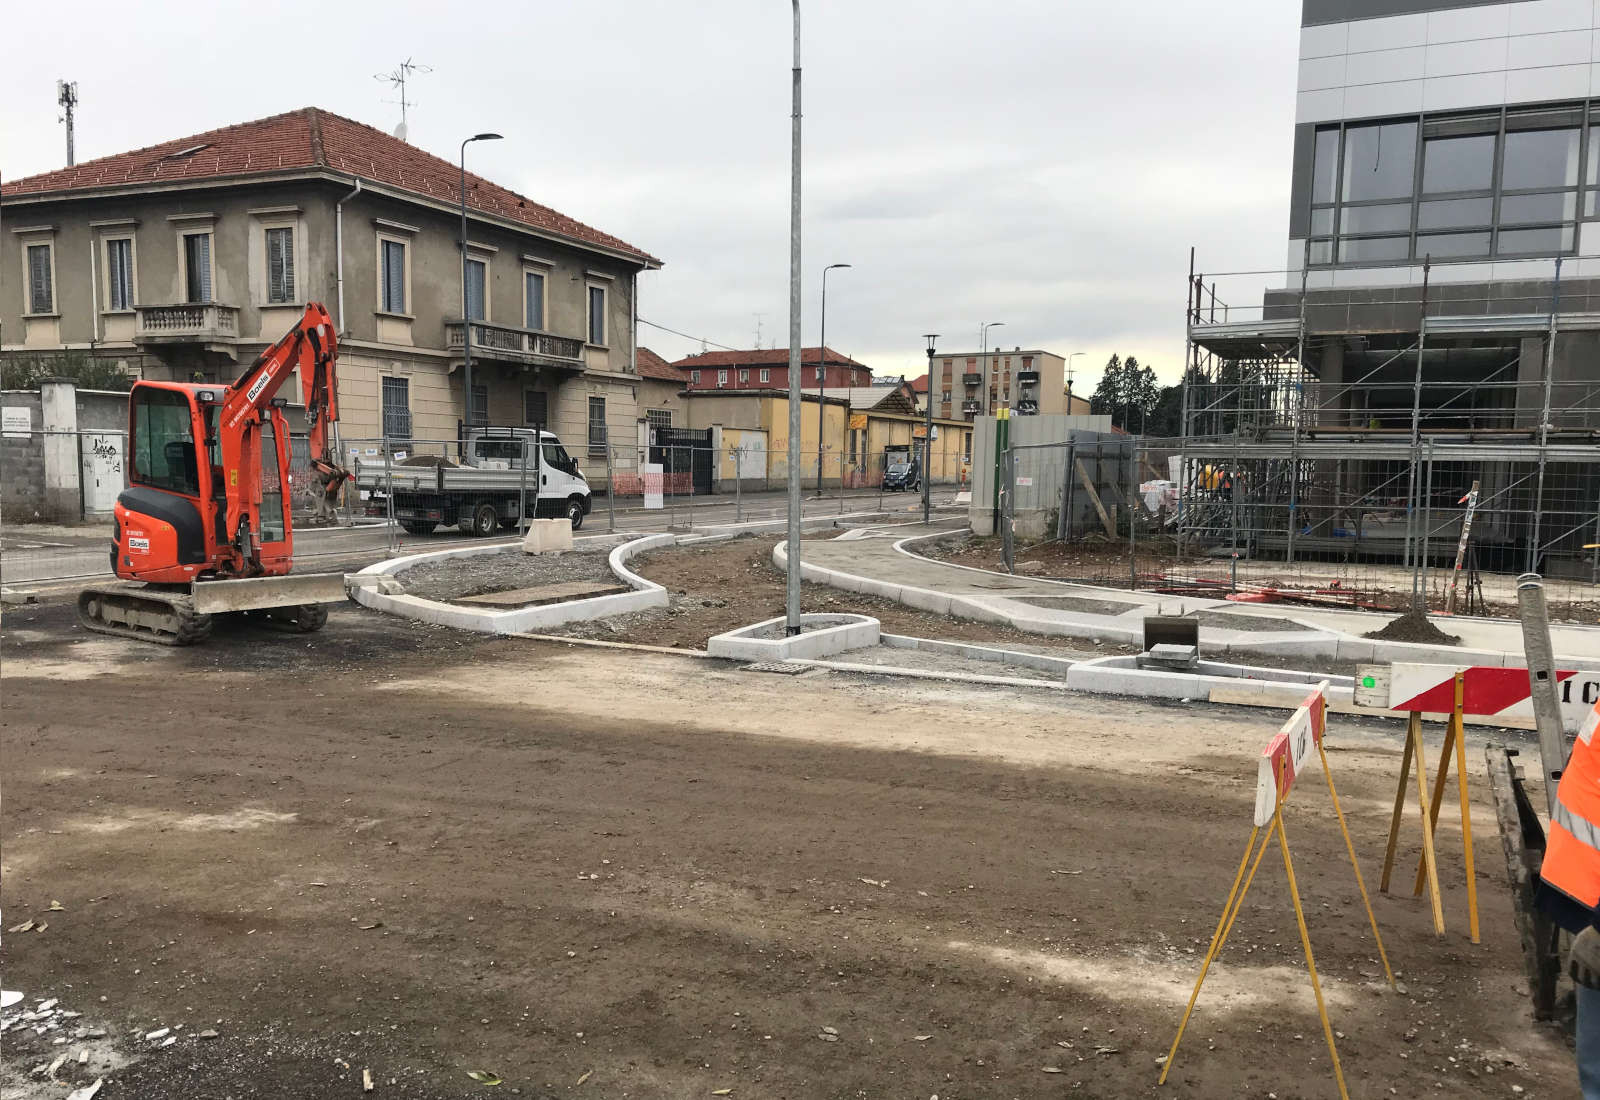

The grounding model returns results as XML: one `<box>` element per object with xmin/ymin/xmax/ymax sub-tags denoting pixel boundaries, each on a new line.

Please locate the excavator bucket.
<box><xmin>191</xmin><ymin>572</ymin><xmax>350</xmax><ymax>614</ymax></box>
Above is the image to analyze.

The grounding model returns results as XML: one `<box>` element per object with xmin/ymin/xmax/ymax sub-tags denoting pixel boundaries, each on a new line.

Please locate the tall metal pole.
<box><xmin>785</xmin><ymin>0</ymin><xmax>804</xmax><ymax>636</ymax></box>
<box><xmin>817</xmin><ymin>262</ymin><xmax>850</xmax><ymax>493</ymax></box>
<box><xmin>1529</xmin><ymin>257</ymin><xmax>1562</xmax><ymax>574</ymax></box>
<box><xmin>979</xmin><ymin>321</ymin><xmax>1004</xmax><ymax>415</ymax></box>
<box><xmin>57</xmin><ymin>80</ymin><xmax>78</xmax><ymax>167</ymax></box>
<box><xmin>1405</xmin><ymin>259</ymin><xmax>1431</xmax><ymax>608</ymax></box>
<box><xmin>458</xmin><ymin>132</ymin><xmax>502</xmax><ymax>463</ymax></box>
<box><xmin>922</xmin><ymin>335</ymin><xmax>939</xmax><ymax>525</ymax></box>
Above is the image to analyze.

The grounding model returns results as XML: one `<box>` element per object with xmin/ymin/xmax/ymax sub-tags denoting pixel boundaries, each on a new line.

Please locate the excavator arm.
<box><xmin>217</xmin><ymin>302</ymin><xmax>347</xmax><ymax>570</ymax></box>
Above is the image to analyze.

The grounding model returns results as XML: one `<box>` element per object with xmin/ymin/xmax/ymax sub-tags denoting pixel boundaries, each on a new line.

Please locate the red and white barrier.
<box><xmin>1254</xmin><ymin>684</ymin><xmax>1329</xmax><ymax>826</ymax></box>
<box><xmin>1361</xmin><ymin>663</ymin><xmax>1600</xmax><ymax>733</ymax></box>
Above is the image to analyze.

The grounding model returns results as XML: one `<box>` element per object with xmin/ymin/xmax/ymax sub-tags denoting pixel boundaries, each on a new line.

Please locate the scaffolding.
<box><xmin>1177</xmin><ymin>250</ymin><xmax>1600</xmax><ymax>615</ymax></box>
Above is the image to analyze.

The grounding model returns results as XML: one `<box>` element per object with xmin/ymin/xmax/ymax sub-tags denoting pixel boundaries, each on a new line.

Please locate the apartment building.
<box><xmin>1183</xmin><ymin>0</ymin><xmax>1600</xmax><ymax>574</ymax></box>
<box><xmin>0</xmin><ymin>108</ymin><xmax>661</xmax><ymax>470</ymax></box>
<box><xmin>925</xmin><ymin>348</ymin><xmax>1067</xmax><ymax>421</ymax></box>
<box><xmin>673</xmin><ymin>347</ymin><xmax>871</xmax><ymax>393</ymax></box>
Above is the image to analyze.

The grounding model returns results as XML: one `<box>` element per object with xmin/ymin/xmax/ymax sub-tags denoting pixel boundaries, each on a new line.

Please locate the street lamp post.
<box><xmin>817</xmin><ymin>262</ymin><xmax>851</xmax><ymax>493</ymax></box>
<box><xmin>785</xmin><ymin>0</ymin><xmax>804</xmax><ymax>636</ymax></box>
<box><xmin>460</xmin><ymin>132</ymin><xmax>503</xmax><ymax>462</ymax></box>
<box><xmin>1067</xmin><ymin>351</ymin><xmax>1086</xmax><ymax>414</ymax></box>
<box><xmin>922</xmin><ymin>334</ymin><xmax>939</xmax><ymax>525</ymax></box>
<box><xmin>978</xmin><ymin>321</ymin><xmax>1004</xmax><ymax>414</ymax></box>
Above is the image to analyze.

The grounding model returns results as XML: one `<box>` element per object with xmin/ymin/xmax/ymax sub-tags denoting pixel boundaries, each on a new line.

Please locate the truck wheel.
<box><xmin>401</xmin><ymin>520</ymin><xmax>435</xmax><ymax>536</ymax></box>
<box><xmin>566</xmin><ymin>497</ymin><xmax>585</xmax><ymax>531</ymax></box>
<box><xmin>465</xmin><ymin>502</ymin><xmax>498</xmax><ymax>536</ymax></box>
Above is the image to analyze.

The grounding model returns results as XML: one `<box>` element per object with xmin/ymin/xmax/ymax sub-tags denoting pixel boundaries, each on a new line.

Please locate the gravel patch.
<box><xmin>396</xmin><ymin>548</ymin><xmax>613</xmax><ymax>603</ymax></box>
<box><xmin>1189</xmin><ymin>610</ymin><xmax>1307</xmax><ymax>633</ymax></box>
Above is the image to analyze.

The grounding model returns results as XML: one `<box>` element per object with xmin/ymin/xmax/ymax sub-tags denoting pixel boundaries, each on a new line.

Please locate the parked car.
<box><xmin>882</xmin><ymin>457</ymin><xmax>920</xmax><ymax>492</ymax></box>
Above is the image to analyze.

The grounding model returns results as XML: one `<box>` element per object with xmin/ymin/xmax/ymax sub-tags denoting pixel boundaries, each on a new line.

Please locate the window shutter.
<box><xmin>383</xmin><ymin>241</ymin><xmax>405</xmax><ymax>313</ymax></box>
<box><xmin>196</xmin><ymin>235</ymin><xmax>212</xmax><ymax>302</ymax></box>
<box><xmin>525</xmin><ymin>272</ymin><xmax>544</xmax><ymax>330</ymax></box>
<box><xmin>467</xmin><ymin>260</ymin><xmax>486</xmax><ymax>321</ymax></box>
<box><xmin>267</xmin><ymin>228</ymin><xmax>295</xmax><ymax>303</ymax></box>
<box><xmin>108</xmin><ymin>240</ymin><xmax>132</xmax><ymax>310</ymax></box>
<box><xmin>28</xmin><ymin>245</ymin><xmax>52</xmax><ymax>313</ymax></box>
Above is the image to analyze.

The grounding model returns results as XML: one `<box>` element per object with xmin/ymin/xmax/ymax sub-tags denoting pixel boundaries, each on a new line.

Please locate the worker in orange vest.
<box><xmin>1539</xmin><ymin>697</ymin><xmax>1600</xmax><ymax>1099</ymax></box>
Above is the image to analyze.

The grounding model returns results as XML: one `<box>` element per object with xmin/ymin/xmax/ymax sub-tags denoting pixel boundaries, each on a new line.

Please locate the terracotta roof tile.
<box><xmin>3</xmin><ymin>107</ymin><xmax>658</xmax><ymax>265</ymax></box>
<box><xmin>635</xmin><ymin>347</ymin><xmax>686</xmax><ymax>382</ymax></box>
<box><xmin>672</xmin><ymin>346</ymin><xmax>866</xmax><ymax>370</ymax></box>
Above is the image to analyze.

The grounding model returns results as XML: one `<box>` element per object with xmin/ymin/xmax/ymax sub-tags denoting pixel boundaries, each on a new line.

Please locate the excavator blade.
<box><xmin>191</xmin><ymin>573</ymin><xmax>350</xmax><ymax>614</ymax></box>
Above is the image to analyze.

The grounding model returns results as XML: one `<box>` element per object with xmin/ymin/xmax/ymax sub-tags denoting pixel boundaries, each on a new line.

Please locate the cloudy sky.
<box><xmin>3</xmin><ymin>0</ymin><xmax>1299</xmax><ymax>393</ymax></box>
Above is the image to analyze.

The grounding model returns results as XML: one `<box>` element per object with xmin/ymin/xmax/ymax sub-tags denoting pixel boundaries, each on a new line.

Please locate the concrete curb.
<box><xmin>878</xmin><ymin>633</ymin><xmax>1076</xmax><ymax>676</ymax></box>
<box><xmin>1065</xmin><ymin>653</ymin><xmax>1357</xmax><ymax>705</ymax></box>
<box><xmin>788</xmin><ymin>527</ymin><xmax>1600</xmax><ymax>670</ymax></box>
<box><xmin>707</xmin><ymin>613</ymin><xmax>881</xmax><ymax>661</ymax></box>
<box><xmin>350</xmin><ymin>532</ymin><xmax>672</xmax><ymax>635</ymax></box>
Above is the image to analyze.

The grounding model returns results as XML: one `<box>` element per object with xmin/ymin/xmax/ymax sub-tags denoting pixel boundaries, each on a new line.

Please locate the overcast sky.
<box><xmin>2</xmin><ymin>1</ymin><xmax>1299</xmax><ymax>393</ymax></box>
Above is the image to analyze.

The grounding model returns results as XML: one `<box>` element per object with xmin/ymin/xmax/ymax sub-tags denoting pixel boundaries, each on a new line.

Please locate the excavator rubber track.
<box><xmin>76</xmin><ymin>584</ymin><xmax>214</xmax><ymax>646</ymax></box>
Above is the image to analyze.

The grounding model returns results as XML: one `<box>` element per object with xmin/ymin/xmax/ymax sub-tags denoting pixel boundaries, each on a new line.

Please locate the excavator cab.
<box><xmin>112</xmin><ymin>382</ymin><xmax>293</xmax><ymax>584</ymax></box>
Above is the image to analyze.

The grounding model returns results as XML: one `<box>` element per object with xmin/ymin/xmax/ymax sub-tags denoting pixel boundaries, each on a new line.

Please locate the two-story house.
<box><xmin>673</xmin><ymin>347</ymin><xmax>870</xmax><ymax>392</ymax></box>
<box><xmin>0</xmin><ymin>107</ymin><xmax>661</xmax><ymax>479</ymax></box>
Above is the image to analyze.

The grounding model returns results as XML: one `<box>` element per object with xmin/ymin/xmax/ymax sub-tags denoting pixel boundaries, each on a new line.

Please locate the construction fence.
<box><xmin>983</xmin><ymin>433</ymin><xmax>1600</xmax><ymax>624</ymax></box>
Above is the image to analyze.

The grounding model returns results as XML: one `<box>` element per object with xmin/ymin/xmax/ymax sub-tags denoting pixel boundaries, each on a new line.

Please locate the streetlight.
<box><xmin>816</xmin><ymin>262</ymin><xmax>851</xmax><ymax>492</ymax></box>
<box><xmin>922</xmin><ymin>334</ymin><xmax>939</xmax><ymax>525</ymax></box>
<box><xmin>785</xmin><ymin>0</ymin><xmax>804</xmax><ymax>636</ymax></box>
<box><xmin>1067</xmin><ymin>351</ymin><xmax>1086</xmax><ymax>414</ymax></box>
<box><xmin>978</xmin><ymin>321</ymin><xmax>1004</xmax><ymax>414</ymax></box>
<box><xmin>460</xmin><ymin>131</ymin><xmax>503</xmax><ymax>460</ymax></box>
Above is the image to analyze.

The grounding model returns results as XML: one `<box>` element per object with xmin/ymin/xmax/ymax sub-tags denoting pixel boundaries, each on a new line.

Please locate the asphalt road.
<box><xmin>0</xmin><ymin>487</ymin><xmax>936</xmax><ymax>590</ymax></box>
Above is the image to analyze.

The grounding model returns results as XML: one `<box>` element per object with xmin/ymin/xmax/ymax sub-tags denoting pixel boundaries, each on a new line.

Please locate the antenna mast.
<box><xmin>374</xmin><ymin>58</ymin><xmax>431</xmax><ymax>140</ymax></box>
<box><xmin>56</xmin><ymin>80</ymin><xmax>78</xmax><ymax>166</ymax></box>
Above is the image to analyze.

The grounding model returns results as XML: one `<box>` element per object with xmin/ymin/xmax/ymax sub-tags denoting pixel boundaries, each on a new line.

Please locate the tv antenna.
<box><xmin>753</xmin><ymin>313</ymin><xmax>766</xmax><ymax>349</ymax></box>
<box><xmin>374</xmin><ymin>58</ymin><xmax>430</xmax><ymax>141</ymax></box>
<box><xmin>56</xmin><ymin>80</ymin><xmax>79</xmax><ymax>166</ymax></box>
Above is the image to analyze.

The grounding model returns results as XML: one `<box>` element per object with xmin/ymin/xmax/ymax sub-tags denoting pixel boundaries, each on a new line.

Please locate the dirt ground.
<box><xmin>928</xmin><ymin>533</ymin><xmax>1600</xmax><ymax>624</ymax></box>
<box><xmin>555</xmin><ymin>535</ymin><xmax>1129</xmax><ymax>657</ymax></box>
<box><xmin>397</xmin><ymin>548</ymin><xmax>615</xmax><ymax>603</ymax></box>
<box><xmin>0</xmin><ymin>591</ymin><xmax>1580</xmax><ymax>1099</ymax></box>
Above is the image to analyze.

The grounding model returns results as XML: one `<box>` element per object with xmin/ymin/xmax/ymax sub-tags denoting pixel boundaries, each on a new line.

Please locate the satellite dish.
<box><xmin>393</xmin><ymin>120</ymin><xmax>408</xmax><ymax>142</ymax></box>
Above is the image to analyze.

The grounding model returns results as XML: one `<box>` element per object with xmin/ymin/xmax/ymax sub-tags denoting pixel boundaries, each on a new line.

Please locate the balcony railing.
<box><xmin>962</xmin><ymin>373</ymin><xmax>982</xmax><ymax>385</ymax></box>
<box><xmin>135</xmin><ymin>303</ymin><xmax>240</xmax><ymax>343</ymax></box>
<box><xmin>445</xmin><ymin>320</ymin><xmax>584</xmax><ymax>368</ymax></box>
<box><xmin>961</xmin><ymin>400</ymin><xmax>982</xmax><ymax>414</ymax></box>
<box><xmin>1016</xmin><ymin>369</ymin><xmax>1041</xmax><ymax>384</ymax></box>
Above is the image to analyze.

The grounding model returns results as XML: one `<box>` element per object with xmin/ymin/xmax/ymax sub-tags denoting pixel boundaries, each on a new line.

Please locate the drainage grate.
<box><xmin>744</xmin><ymin>661</ymin><xmax>812</xmax><ymax>675</ymax></box>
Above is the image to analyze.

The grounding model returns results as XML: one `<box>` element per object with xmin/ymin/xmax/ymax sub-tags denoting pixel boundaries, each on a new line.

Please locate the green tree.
<box><xmin>1089</xmin><ymin>354</ymin><xmax>1124</xmax><ymax>424</ymax></box>
<box><xmin>0</xmin><ymin>351</ymin><xmax>135</xmax><ymax>392</ymax></box>
<box><xmin>1089</xmin><ymin>354</ymin><xmax>1163</xmax><ymax>432</ymax></box>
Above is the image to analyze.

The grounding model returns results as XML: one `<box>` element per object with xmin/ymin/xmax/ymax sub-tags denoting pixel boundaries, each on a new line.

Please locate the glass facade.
<box><xmin>1308</xmin><ymin>103</ymin><xmax>1597</xmax><ymax>266</ymax></box>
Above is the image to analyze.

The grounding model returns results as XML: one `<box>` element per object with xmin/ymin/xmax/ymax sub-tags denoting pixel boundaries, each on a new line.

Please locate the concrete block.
<box><xmin>523</xmin><ymin>518</ymin><xmax>574</xmax><ymax>554</ymax></box>
<box><xmin>1335</xmin><ymin>638</ymin><xmax>1378</xmax><ymax>663</ymax></box>
<box><xmin>900</xmin><ymin>586</ymin><xmax>954</xmax><ymax>616</ymax></box>
<box><xmin>707</xmin><ymin>614</ymin><xmax>881</xmax><ymax>662</ymax></box>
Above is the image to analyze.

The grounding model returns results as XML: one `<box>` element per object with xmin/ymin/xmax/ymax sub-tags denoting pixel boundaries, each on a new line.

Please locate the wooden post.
<box><xmin>1074</xmin><ymin>457</ymin><xmax>1115</xmax><ymax>537</ymax></box>
<box><xmin>1412</xmin><ymin>716</ymin><xmax>1447</xmax><ymax>936</ymax></box>
<box><xmin>1380</xmin><ymin>713</ymin><xmax>1417</xmax><ymax>893</ymax></box>
<box><xmin>1452</xmin><ymin>674</ymin><xmax>1481</xmax><ymax>944</ymax></box>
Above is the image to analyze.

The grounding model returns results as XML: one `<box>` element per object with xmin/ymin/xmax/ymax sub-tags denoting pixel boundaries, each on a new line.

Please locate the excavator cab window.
<box><xmin>258</xmin><ymin>417</ymin><xmax>287</xmax><ymax>543</ymax></box>
<box><xmin>130</xmin><ymin>388</ymin><xmax>200</xmax><ymax>496</ymax></box>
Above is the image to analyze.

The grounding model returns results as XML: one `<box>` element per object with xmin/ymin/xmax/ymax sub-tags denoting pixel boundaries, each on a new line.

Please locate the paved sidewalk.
<box><xmin>789</xmin><ymin>522</ymin><xmax>1600</xmax><ymax>668</ymax></box>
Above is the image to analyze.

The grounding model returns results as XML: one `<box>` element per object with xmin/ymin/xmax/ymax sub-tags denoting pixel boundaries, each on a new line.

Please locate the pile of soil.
<box><xmin>396</xmin><ymin>547</ymin><xmax>612</xmax><ymax>602</ymax></box>
<box><xmin>398</xmin><ymin>454</ymin><xmax>456</xmax><ymax>468</ymax></box>
<box><xmin>1364</xmin><ymin>609</ymin><xmax>1461</xmax><ymax>645</ymax></box>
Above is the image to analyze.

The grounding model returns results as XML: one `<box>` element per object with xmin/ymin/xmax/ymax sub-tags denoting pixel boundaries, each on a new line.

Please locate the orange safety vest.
<box><xmin>1542</xmin><ymin>699</ymin><xmax>1600</xmax><ymax>911</ymax></box>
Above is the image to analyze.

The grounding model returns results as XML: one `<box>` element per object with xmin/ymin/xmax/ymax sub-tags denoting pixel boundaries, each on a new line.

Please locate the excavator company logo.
<box><xmin>127</xmin><ymin>537</ymin><xmax>150</xmax><ymax>553</ymax></box>
<box><xmin>245</xmin><ymin>367</ymin><xmax>274</xmax><ymax>403</ymax></box>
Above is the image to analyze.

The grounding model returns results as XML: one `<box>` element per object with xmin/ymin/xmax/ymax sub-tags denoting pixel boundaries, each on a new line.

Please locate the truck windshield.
<box><xmin>542</xmin><ymin>442</ymin><xmax>571</xmax><ymax>472</ymax></box>
<box><xmin>130</xmin><ymin>388</ymin><xmax>199</xmax><ymax>496</ymax></box>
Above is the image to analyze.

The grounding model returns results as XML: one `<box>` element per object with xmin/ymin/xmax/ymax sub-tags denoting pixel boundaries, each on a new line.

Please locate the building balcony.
<box><xmin>134</xmin><ymin>303</ymin><xmax>241</xmax><ymax>354</ymax></box>
<box><xmin>1015</xmin><ymin>399</ymin><xmax>1039</xmax><ymax>416</ymax></box>
<box><xmin>961</xmin><ymin>399</ymin><xmax>981</xmax><ymax>414</ymax></box>
<box><xmin>1016</xmin><ymin>369</ymin><xmax>1040</xmax><ymax>384</ymax></box>
<box><xmin>963</xmin><ymin>373</ymin><xmax>982</xmax><ymax>385</ymax></box>
<box><xmin>445</xmin><ymin>320</ymin><xmax>585</xmax><ymax>372</ymax></box>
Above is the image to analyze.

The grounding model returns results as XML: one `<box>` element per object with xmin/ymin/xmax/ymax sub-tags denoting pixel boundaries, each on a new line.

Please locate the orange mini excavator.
<box><xmin>77</xmin><ymin>303</ymin><xmax>352</xmax><ymax>644</ymax></box>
